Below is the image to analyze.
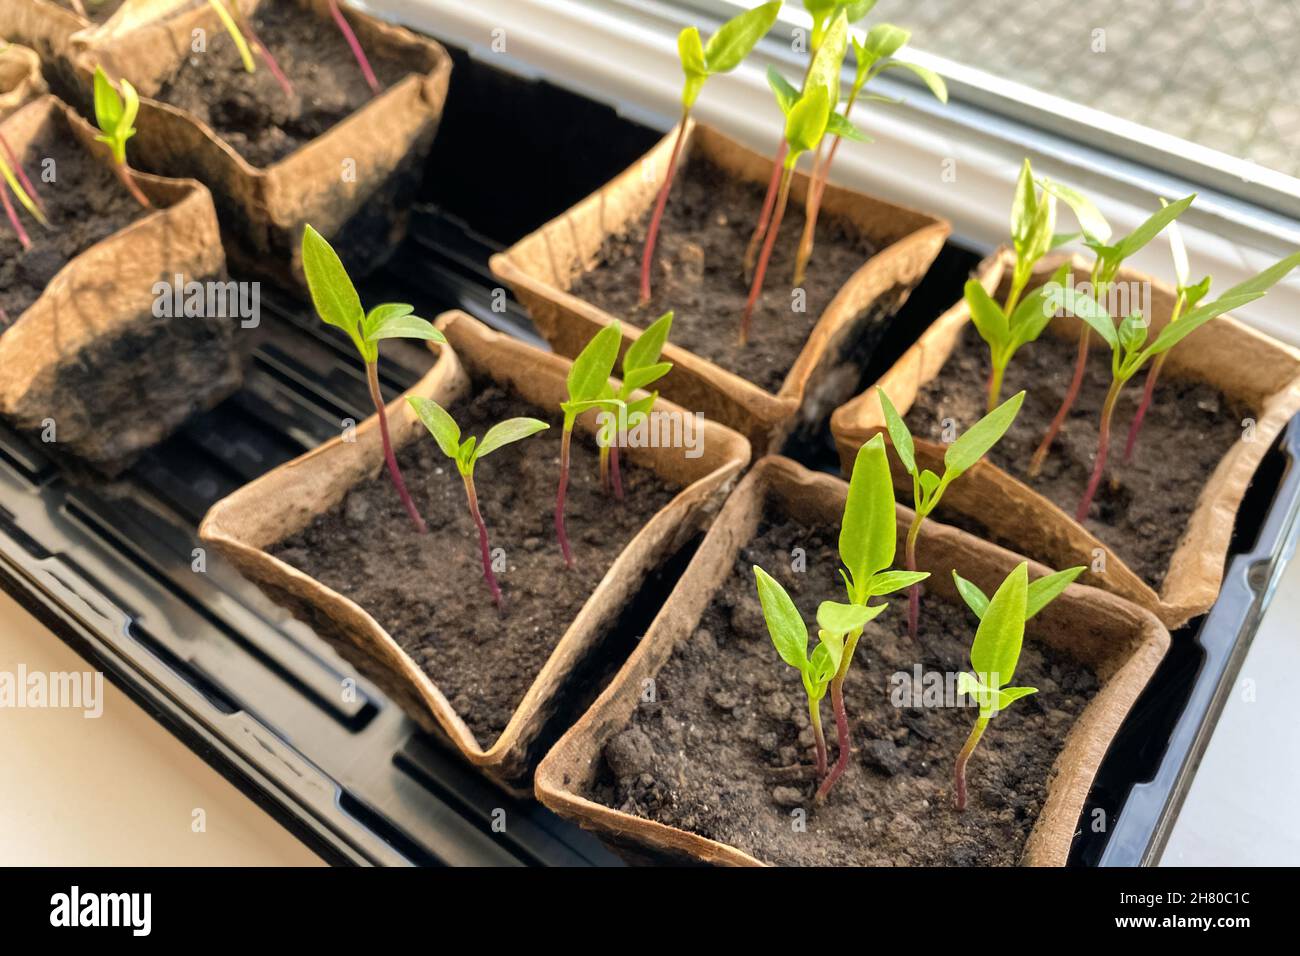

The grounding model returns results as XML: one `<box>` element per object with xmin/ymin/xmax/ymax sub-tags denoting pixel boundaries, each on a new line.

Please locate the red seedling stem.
<box><xmin>1123</xmin><ymin>350</ymin><xmax>1167</xmax><ymax>464</ymax></box>
<box><xmin>239</xmin><ymin>13</ymin><xmax>295</xmax><ymax>98</ymax></box>
<box><xmin>904</xmin><ymin>517</ymin><xmax>921</xmax><ymax>640</ymax></box>
<box><xmin>638</xmin><ymin>114</ymin><xmax>690</xmax><ymax>305</ymax></box>
<box><xmin>555</xmin><ymin>426</ymin><xmax>575</xmax><ymax>568</ymax></box>
<box><xmin>953</xmin><ymin>716</ymin><xmax>987</xmax><ymax>811</ymax></box>
<box><xmin>815</xmin><ymin>675</ymin><xmax>850</xmax><ymax>801</ymax></box>
<box><xmin>1076</xmin><ymin>378</ymin><xmax>1122</xmax><ymax>522</ymax></box>
<box><xmin>328</xmin><ymin>0</ymin><xmax>380</xmax><ymax>95</ymax></box>
<box><xmin>0</xmin><ymin>133</ymin><xmax>46</xmax><ymax>218</ymax></box>
<box><xmin>1029</xmin><ymin>324</ymin><xmax>1090</xmax><ymax>477</ymax></box>
<box><xmin>743</xmin><ymin>137</ymin><xmax>789</xmax><ymax>279</ymax></box>
<box><xmin>365</xmin><ymin>361</ymin><xmax>427</xmax><ymax>534</ymax></box>
<box><xmin>809</xmin><ymin>698</ymin><xmax>827</xmax><ymax>778</ymax></box>
<box><xmin>114</xmin><ymin>163</ymin><xmax>152</xmax><ymax>209</ymax></box>
<box><xmin>610</xmin><ymin>444</ymin><xmax>625</xmax><ymax>501</ymax></box>
<box><xmin>462</xmin><ymin>473</ymin><xmax>503</xmax><ymax>610</ymax></box>
<box><xmin>1</xmin><ymin>185</ymin><xmax>31</xmax><ymax>250</ymax></box>
<box><xmin>739</xmin><ymin>165</ymin><xmax>793</xmax><ymax>346</ymax></box>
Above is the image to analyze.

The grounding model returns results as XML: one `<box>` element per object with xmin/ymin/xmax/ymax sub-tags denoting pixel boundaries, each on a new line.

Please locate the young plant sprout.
<box><xmin>1065</xmin><ymin>251</ymin><xmax>1300</xmax><ymax>521</ymax></box>
<box><xmin>0</xmin><ymin>133</ymin><xmax>47</xmax><ymax>249</ymax></box>
<box><xmin>951</xmin><ymin>564</ymin><xmax>1084</xmax><ymax>622</ymax></box>
<box><xmin>1121</xmin><ymin>205</ymin><xmax>1210</xmax><ymax>462</ymax></box>
<box><xmin>1027</xmin><ymin>191</ymin><xmax>1196</xmax><ymax>477</ymax></box>
<box><xmin>877</xmin><ymin>386</ymin><xmax>1024</xmax><ymax>640</ymax></box>
<box><xmin>406</xmin><ymin>397</ymin><xmax>548</xmax><ymax>609</ymax></box>
<box><xmin>208</xmin><ymin>0</ymin><xmax>295</xmax><ymax>98</ymax></box>
<box><xmin>596</xmin><ymin>312</ymin><xmax>674</xmax><ymax>499</ymax></box>
<box><xmin>739</xmin><ymin>11</ymin><xmax>848</xmax><ymax>345</ymax></box>
<box><xmin>753</xmin><ymin>433</ymin><xmax>928</xmax><ymax>801</ymax></box>
<box><xmin>301</xmin><ymin>224</ymin><xmax>445</xmax><ymax>534</ymax></box>
<box><xmin>638</xmin><ymin>1</ymin><xmax>782</xmax><ymax>303</ymax></box>
<box><xmin>326</xmin><ymin>0</ymin><xmax>381</xmax><ymax>95</ymax></box>
<box><xmin>92</xmin><ymin>66</ymin><xmax>151</xmax><ymax>209</ymax></box>
<box><xmin>951</xmin><ymin>562</ymin><xmax>1041</xmax><ymax>812</ymax></box>
<box><xmin>792</xmin><ymin>21</ymin><xmax>947</xmax><ymax>286</ymax></box>
<box><xmin>555</xmin><ymin>323</ymin><xmax>625</xmax><ymax>567</ymax></box>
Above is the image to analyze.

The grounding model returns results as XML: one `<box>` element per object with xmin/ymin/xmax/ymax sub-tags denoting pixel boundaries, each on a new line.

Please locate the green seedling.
<box><xmin>596</xmin><ymin>312</ymin><xmax>674</xmax><ymax>499</ymax></box>
<box><xmin>877</xmin><ymin>386</ymin><xmax>1024</xmax><ymax>639</ymax></box>
<box><xmin>208</xmin><ymin>1</ymin><xmax>295</xmax><ymax>97</ymax></box>
<box><xmin>301</xmin><ymin>224</ymin><xmax>445</xmax><ymax>533</ymax></box>
<box><xmin>952</xmin><ymin>562</ymin><xmax>1039</xmax><ymax>811</ymax></box>
<box><xmin>406</xmin><ymin>397</ymin><xmax>547</xmax><ymax>609</ymax></box>
<box><xmin>753</xmin><ymin>433</ymin><xmax>928</xmax><ymax>801</ymax></box>
<box><xmin>1121</xmin><ymin>205</ymin><xmax>1209</xmax><ymax>462</ymax></box>
<box><xmin>1065</xmin><ymin>251</ymin><xmax>1300</xmax><ymax>521</ymax></box>
<box><xmin>792</xmin><ymin>20</ymin><xmax>946</xmax><ymax>286</ymax></box>
<box><xmin>963</xmin><ymin>159</ymin><xmax>1104</xmax><ymax>410</ymax></box>
<box><xmin>1028</xmin><ymin>191</ymin><xmax>1196</xmax><ymax>477</ymax></box>
<box><xmin>555</xmin><ymin>323</ymin><xmax>626</xmax><ymax>567</ymax></box>
<box><xmin>92</xmin><ymin>66</ymin><xmax>151</xmax><ymax>208</ymax></box>
<box><xmin>639</xmin><ymin>1</ymin><xmax>782</xmax><ymax>304</ymax></box>
<box><xmin>739</xmin><ymin>10</ymin><xmax>847</xmax><ymax>345</ymax></box>
<box><xmin>951</xmin><ymin>565</ymin><xmax>1084</xmax><ymax>621</ymax></box>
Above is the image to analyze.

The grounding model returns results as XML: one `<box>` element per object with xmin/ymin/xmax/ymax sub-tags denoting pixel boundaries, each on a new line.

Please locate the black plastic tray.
<box><xmin>3</xmin><ymin>37</ymin><xmax>1297</xmax><ymax>867</ymax></box>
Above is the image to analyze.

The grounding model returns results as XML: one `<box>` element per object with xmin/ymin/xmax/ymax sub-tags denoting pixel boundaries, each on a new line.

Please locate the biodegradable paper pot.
<box><xmin>829</xmin><ymin>248</ymin><xmax>1300</xmax><ymax>628</ymax></box>
<box><xmin>535</xmin><ymin>455</ymin><xmax>1170</xmax><ymax>866</ymax></box>
<box><xmin>197</xmin><ymin>311</ymin><xmax>752</xmax><ymax>792</ymax></box>
<box><xmin>489</xmin><ymin>120</ymin><xmax>950</xmax><ymax>453</ymax></box>
<box><xmin>0</xmin><ymin>44</ymin><xmax>46</xmax><ymax>119</ymax></box>
<box><xmin>77</xmin><ymin>0</ymin><xmax>452</xmax><ymax>285</ymax></box>
<box><xmin>0</xmin><ymin>95</ymin><xmax>235</xmax><ymax>474</ymax></box>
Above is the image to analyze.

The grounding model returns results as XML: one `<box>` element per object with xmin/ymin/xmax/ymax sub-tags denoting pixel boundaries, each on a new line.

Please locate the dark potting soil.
<box><xmin>568</xmin><ymin>156</ymin><xmax>878</xmax><ymax>393</ymax></box>
<box><xmin>154</xmin><ymin>3</ymin><xmax>427</xmax><ymax>168</ymax></box>
<box><xmin>270</xmin><ymin>385</ymin><xmax>678</xmax><ymax>749</ymax></box>
<box><xmin>55</xmin><ymin>0</ymin><xmax>125</xmax><ymax>23</ymax></box>
<box><xmin>905</xmin><ymin>326</ymin><xmax>1245</xmax><ymax>590</ymax></box>
<box><xmin>589</xmin><ymin>514</ymin><xmax>1097</xmax><ymax>866</ymax></box>
<box><xmin>0</xmin><ymin>128</ymin><xmax>146</xmax><ymax>327</ymax></box>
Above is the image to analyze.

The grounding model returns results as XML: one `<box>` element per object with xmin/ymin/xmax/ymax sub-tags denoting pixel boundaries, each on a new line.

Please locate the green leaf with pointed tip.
<box><xmin>302</xmin><ymin>225</ymin><xmax>365</xmax><ymax>352</ymax></box>
<box><xmin>754</xmin><ymin>566</ymin><xmax>809</xmax><ymax>671</ymax></box>
<box><xmin>878</xmin><ymin>60</ymin><xmax>947</xmax><ymax>103</ymax></box>
<box><xmin>1114</xmin><ymin>194</ymin><xmax>1196</xmax><ymax>259</ymax></box>
<box><xmin>840</xmin><ymin>433</ymin><xmax>896</xmax><ymax>601</ymax></box>
<box><xmin>703</xmin><ymin>0</ymin><xmax>783</xmax><ymax>74</ymax></box>
<box><xmin>566</xmin><ymin>323</ymin><xmax>623</xmax><ymax>404</ymax></box>
<box><xmin>678</xmin><ymin>26</ymin><xmax>707</xmax><ymax>109</ymax></box>
<box><xmin>363</xmin><ymin>303</ymin><xmax>413</xmax><ymax>336</ymax></box>
<box><xmin>825</xmin><ymin>111</ymin><xmax>870</xmax><ymax>142</ymax></box>
<box><xmin>964</xmin><ymin>279</ymin><xmax>1009</xmax><ymax>351</ymax></box>
<box><xmin>94</xmin><ymin>67</ymin><xmax>123</xmax><ymax>131</ymax></box>
<box><xmin>952</xmin><ymin>570</ymin><xmax>990</xmax><ymax>618</ymax></box>
<box><xmin>842</xmin><ymin>0</ymin><xmax>878</xmax><ymax>21</ymax></box>
<box><xmin>785</xmin><ymin>85</ymin><xmax>831</xmax><ymax>156</ymax></box>
<box><xmin>1053</xmin><ymin>282</ymin><xmax>1117</xmax><ymax>348</ymax></box>
<box><xmin>767</xmin><ymin>66</ymin><xmax>800</xmax><ymax>114</ymax></box>
<box><xmin>1010</xmin><ymin>159</ymin><xmax>1036</xmax><ymax>249</ymax></box>
<box><xmin>625</xmin><ymin>392</ymin><xmax>658</xmax><ymax>423</ymax></box>
<box><xmin>1117</xmin><ymin>311</ymin><xmax>1148</xmax><ymax>354</ymax></box>
<box><xmin>806</xmin><ymin>11</ymin><xmax>849</xmax><ymax>107</ymax></box>
<box><xmin>459</xmin><ymin>435</ymin><xmax>477</xmax><ymax>466</ymax></box>
<box><xmin>624</xmin><ymin>311</ymin><xmax>674</xmax><ymax>373</ymax></box>
<box><xmin>862</xmin><ymin>22</ymin><xmax>909</xmax><ymax>61</ymax></box>
<box><xmin>1026</xmin><ymin>566</ymin><xmax>1084</xmax><ymax>618</ymax></box>
<box><xmin>970</xmin><ymin>562</ymin><xmax>1029</xmax><ymax>687</ymax></box>
<box><xmin>406</xmin><ymin>396</ymin><xmax>460</xmax><ymax>460</ymax></box>
<box><xmin>1040</xmin><ymin>179</ymin><xmax>1111</xmax><ymax>243</ymax></box>
<box><xmin>1007</xmin><ymin>267</ymin><xmax>1068</xmax><ymax>352</ymax></box>
<box><xmin>1182</xmin><ymin>274</ymin><xmax>1212</xmax><ymax>309</ymax></box>
<box><xmin>917</xmin><ymin>469</ymin><xmax>941</xmax><ymax>509</ymax></box>
<box><xmin>943</xmin><ymin>390</ymin><xmax>1024</xmax><ymax>478</ymax></box>
<box><xmin>816</xmin><ymin>600</ymin><xmax>873</xmax><ymax>635</ymax></box>
<box><xmin>620</xmin><ymin>362</ymin><xmax>673</xmax><ymax>394</ymax></box>
<box><xmin>876</xmin><ymin>388</ymin><xmax>916</xmax><ymax>477</ymax></box>
<box><xmin>476</xmin><ymin>418</ymin><xmax>549</xmax><ymax>459</ymax></box>
<box><xmin>809</xmin><ymin>631</ymin><xmax>843</xmax><ymax>686</ymax></box>
<box><xmin>368</xmin><ymin>311</ymin><xmax>444</xmax><ymax>344</ymax></box>
<box><xmin>867</xmin><ymin>569</ymin><xmax>929</xmax><ymax>596</ymax></box>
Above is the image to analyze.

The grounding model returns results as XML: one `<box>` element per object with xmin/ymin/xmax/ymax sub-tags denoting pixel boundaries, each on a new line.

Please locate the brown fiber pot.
<box><xmin>490</xmin><ymin>119</ymin><xmax>950</xmax><ymax>454</ymax></box>
<box><xmin>198</xmin><ymin>311</ymin><xmax>751</xmax><ymax>793</ymax></box>
<box><xmin>829</xmin><ymin>248</ymin><xmax>1300</xmax><ymax>629</ymax></box>
<box><xmin>76</xmin><ymin>0</ymin><xmax>451</xmax><ymax>285</ymax></box>
<box><xmin>534</xmin><ymin>455</ymin><xmax>1170</xmax><ymax>865</ymax></box>
<box><xmin>0</xmin><ymin>95</ymin><xmax>235</xmax><ymax>474</ymax></box>
<box><xmin>0</xmin><ymin>44</ymin><xmax>46</xmax><ymax>119</ymax></box>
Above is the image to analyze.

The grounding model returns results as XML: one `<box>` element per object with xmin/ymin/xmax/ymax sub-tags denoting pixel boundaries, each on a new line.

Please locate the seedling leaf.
<box><xmin>943</xmin><ymin>390</ymin><xmax>1024</xmax><ymax>478</ymax></box>
<box><xmin>477</xmin><ymin>418</ymin><xmax>550</xmax><ymax>458</ymax></box>
<box><xmin>840</xmin><ymin>433</ymin><xmax>896</xmax><ymax>599</ymax></box>
<box><xmin>754</xmin><ymin>566</ymin><xmax>809</xmax><ymax>670</ymax></box>
<box><xmin>876</xmin><ymin>387</ymin><xmax>916</xmax><ymax>476</ymax></box>
<box><xmin>624</xmin><ymin>311</ymin><xmax>674</xmax><ymax>372</ymax></box>
<box><xmin>703</xmin><ymin>1</ymin><xmax>783</xmax><ymax>74</ymax></box>
<box><xmin>302</xmin><ymin>225</ymin><xmax>365</xmax><ymax>346</ymax></box>
<box><xmin>566</xmin><ymin>322</ymin><xmax>623</xmax><ymax>404</ymax></box>
<box><xmin>969</xmin><ymin>562</ymin><xmax>1028</xmax><ymax>685</ymax></box>
<box><xmin>406</xmin><ymin>396</ymin><xmax>460</xmax><ymax>460</ymax></box>
<box><xmin>816</xmin><ymin>600</ymin><xmax>878</xmax><ymax>634</ymax></box>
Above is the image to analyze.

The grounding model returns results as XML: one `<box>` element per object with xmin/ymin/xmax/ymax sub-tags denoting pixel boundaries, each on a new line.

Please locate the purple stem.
<box><xmin>610</xmin><ymin>445</ymin><xmax>625</xmax><ymax>501</ymax></box>
<box><xmin>739</xmin><ymin>165</ymin><xmax>792</xmax><ymax>346</ymax></box>
<box><xmin>815</xmin><ymin>676</ymin><xmax>851</xmax><ymax>802</ymax></box>
<box><xmin>555</xmin><ymin>426</ymin><xmax>574</xmax><ymax>568</ymax></box>
<box><xmin>0</xmin><ymin>133</ymin><xmax>45</xmax><ymax>217</ymax></box>
<box><xmin>463</xmin><ymin>473</ymin><xmax>503</xmax><ymax>610</ymax></box>
<box><xmin>744</xmin><ymin>137</ymin><xmax>788</xmax><ymax>278</ymax></box>
<box><xmin>1</xmin><ymin>185</ymin><xmax>31</xmax><ymax>249</ymax></box>
<box><xmin>1123</xmin><ymin>353</ymin><xmax>1166</xmax><ymax>464</ymax></box>
<box><xmin>328</xmin><ymin>0</ymin><xmax>380</xmax><ymax>95</ymax></box>
<box><xmin>639</xmin><ymin>115</ymin><xmax>689</xmax><ymax>305</ymax></box>
<box><xmin>365</xmin><ymin>361</ymin><xmax>427</xmax><ymax>533</ymax></box>
<box><xmin>240</xmin><ymin>13</ymin><xmax>295</xmax><ymax>99</ymax></box>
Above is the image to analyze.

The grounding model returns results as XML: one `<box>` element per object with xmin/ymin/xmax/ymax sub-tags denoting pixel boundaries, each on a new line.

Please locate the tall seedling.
<box><xmin>596</xmin><ymin>312</ymin><xmax>674</xmax><ymax>499</ymax></box>
<box><xmin>301</xmin><ymin>225</ymin><xmax>445</xmax><ymax>533</ymax></box>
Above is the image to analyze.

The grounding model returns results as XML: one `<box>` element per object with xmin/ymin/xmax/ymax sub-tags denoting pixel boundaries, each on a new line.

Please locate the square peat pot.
<box><xmin>490</xmin><ymin>119</ymin><xmax>949</xmax><ymax>454</ymax></box>
<box><xmin>198</xmin><ymin>311</ymin><xmax>751</xmax><ymax>793</ymax></box>
<box><xmin>830</xmin><ymin>248</ymin><xmax>1300</xmax><ymax>628</ymax></box>
<box><xmin>0</xmin><ymin>95</ymin><xmax>236</xmax><ymax>474</ymax></box>
<box><xmin>535</xmin><ymin>456</ymin><xmax>1169</xmax><ymax>866</ymax></box>
<box><xmin>0</xmin><ymin>43</ymin><xmax>46</xmax><ymax>118</ymax></box>
<box><xmin>75</xmin><ymin>0</ymin><xmax>451</xmax><ymax>285</ymax></box>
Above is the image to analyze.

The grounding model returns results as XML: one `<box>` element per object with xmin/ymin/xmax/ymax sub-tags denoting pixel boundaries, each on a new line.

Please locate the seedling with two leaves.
<box><xmin>91</xmin><ymin>66</ymin><xmax>152</xmax><ymax>209</ymax></box>
<box><xmin>301</xmin><ymin>224</ymin><xmax>445</xmax><ymax>534</ymax></box>
<box><xmin>406</xmin><ymin>398</ymin><xmax>548</xmax><ymax>609</ymax></box>
<box><xmin>639</xmin><ymin>1</ymin><xmax>783</xmax><ymax>303</ymax></box>
<box><xmin>754</xmin><ymin>433</ymin><xmax>928</xmax><ymax>801</ymax></box>
<box><xmin>877</xmin><ymin>386</ymin><xmax>1024</xmax><ymax>639</ymax></box>
<box><xmin>595</xmin><ymin>312</ymin><xmax>674</xmax><ymax>499</ymax></box>
<box><xmin>1065</xmin><ymin>250</ymin><xmax>1300</xmax><ymax>521</ymax></box>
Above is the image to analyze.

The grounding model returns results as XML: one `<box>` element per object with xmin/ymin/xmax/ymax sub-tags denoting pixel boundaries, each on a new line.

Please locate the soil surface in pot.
<box><xmin>0</xmin><ymin>128</ymin><xmax>147</xmax><ymax>326</ymax></box>
<box><xmin>568</xmin><ymin>156</ymin><xmax>878</xmax><ymax>393</ymax></box>
<box><xmin>589</xmin><ymin>511</ymin><xmax>1098</xmax><ymax>866</ymax></box>
<box><xmin>54</xmin><ymin>0</ymin><xmax>125</xmax><ymax>23</ymax></box>
<box><xmin>154</xmin><ymin>3</ymin><xmax>427</xmax><ymax>168</ymax></box>
<box><xmin>271</xmin><ymin>384</ymin><xmax>678</xmax><ymax>749</ymax></box>
<box><xmin>904</xmin><ymin>326</ymin><xmax>1244</xmax><ymax>590</ymax></box>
